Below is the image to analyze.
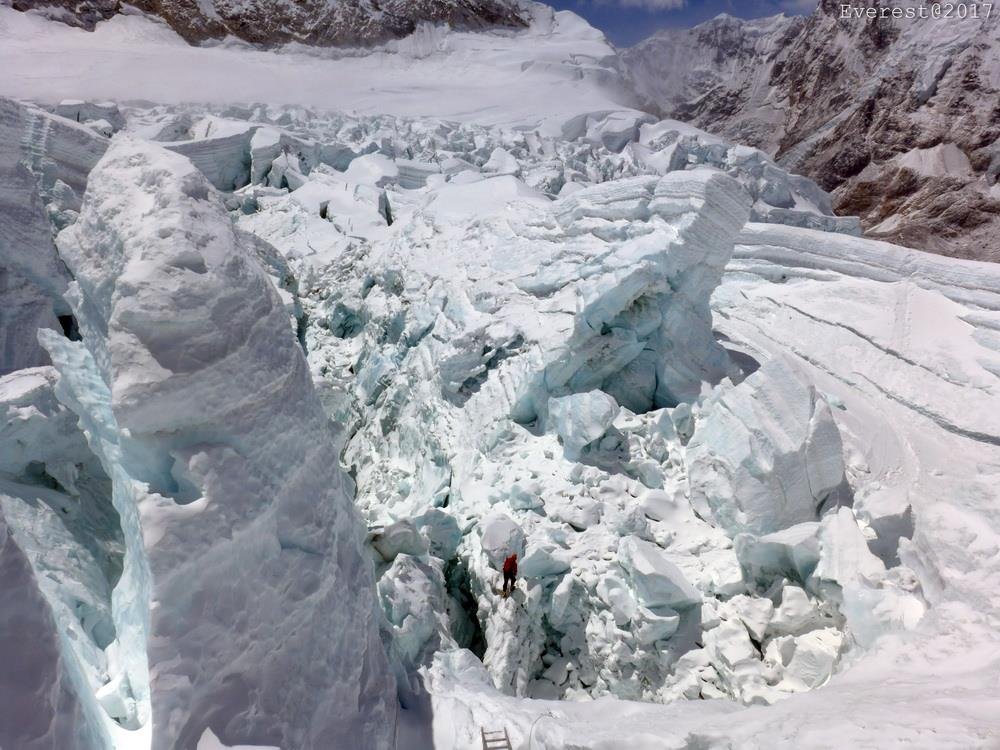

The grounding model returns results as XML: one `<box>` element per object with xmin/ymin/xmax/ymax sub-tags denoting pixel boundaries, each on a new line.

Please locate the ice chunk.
<box><xmin>765</xmin><ymin>628</ymin><xmax>843</xmax><ymax>691</ymax></box>
<box><xmin>55</xmin><ymin>99</ymin><xmax>124</xmax><ymax>132</ymax></box>
<box><xmin>0</xmin><ymin>98</ymin><xmax>107</xmax><ymax>374</ymax></box>
<box><xmin>635</xmin><ymin>605</ymin><xmax>680</xmax><ymax>644</ymax></box>
<box><xmin>395</xmin><ymin>158</ymin><xmax>441</xmax><ymax>189</ymax></box>
<box><xmin>814</xmin><ymin>507</ymin><xmax>886</xmax><ymax>587</ymax></box>
<box><xmin>719</xmin><ymin>594</ymin><xmax>773</xmax><ymax>643</ymax></box>
<box><xmin>343</xmin><ymin>153</ymin><xmax>399</xmax><ymax>188</ymax></box>
<box><xmin>768</xmin><ymin>585</ymin><xmax>828</xmax><ymax>636</ymax></box>
<box><xmin>618</xmin><ymin>537</ymin><xmax>701</xmax><ymax>610</ymax></box>
<box><xmin>840</xmin><ymin>575</ymin><xmax>926</xmax><ymax>649</ymax></box>
<box><xmin>596</xmin><ymin>572</ymin><xmax>638</xmax><ymax>625</ymax></box>
<box><xmin>378</xmin><ymin>554</ymin><xmax>455</xmax><ymax>668</ymax></box>
<box><xmin>519</xmin><ymin>540</ymin><xmax>571</xmax><ymax>578</ymax></box>
<box><xmin>413</xmin><ymin>508</ymin><xmax>462</xmax><ymax>560</ymax></box>
<box><xmin>637</xmin><ymin>487</ymin><xmax>686</xmax><ymax>523</ymax></box>
<box><xmin>372</xmin><ymin>519</ymin><xmax>428</xmax><ymax>562</ymax></box>
<box><xmin>164</xmin><ymin>119</ymin><xmax>256</xmax><ymax>191</ymax></box>
<box><xmin>736</xmin><ymin>522</ymin><xmax>822</xmax><ymax>585</ymax></box>
<box><xmin>548</xmin><ymin>390</ymin><xmax>620</xmax><ymax>459</ymax></box>
<box><xmin>483</xmin><ymin>147</ymin><xmax>521</xmax><ymax>176</ymax></box>
<box><xmin>480</xmin><ymin>513</ymin><xmax>526</xmax><ymax>569</ymax></box>
<box><xmin>687</xmin><ymin>356</ymin><xmax>845</xmax><ymax>536</ymax></box>
<box><xmin>0</xmin><ymin>507</ymin><xmax>110</xmax><ymax>749</ymax></box>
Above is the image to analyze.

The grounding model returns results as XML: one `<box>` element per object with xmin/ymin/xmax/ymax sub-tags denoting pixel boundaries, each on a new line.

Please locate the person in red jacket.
<box><xmin>502</xmin><ymin>552</ymin><xmax>518</xmax><ymax>597</ymax></box>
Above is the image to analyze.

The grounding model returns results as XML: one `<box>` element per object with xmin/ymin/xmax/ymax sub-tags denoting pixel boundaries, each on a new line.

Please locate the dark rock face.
<box><xmin>11</xmin><ymin>0</ymin><xmax>120</xmax><ymax>28</ymax></box>
<box><xmin>9</xmin><ymin>0</ymin><xmax>528</xmax><ymax>47</ymax></box>
<box><xmin>624</xmin><ymin>1</ymin><xmax>1000</xmax><ymax>261</ymax></box>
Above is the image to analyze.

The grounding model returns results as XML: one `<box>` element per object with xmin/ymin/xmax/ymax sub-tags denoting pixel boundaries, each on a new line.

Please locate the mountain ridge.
<box><xmin>6</xmin><ymin>0</ymin><xmax>529</xmax><ymax>47</ymax></box>
<box><xmin>623</xmin><ymin>0</ymin><xmax>1000</xmax><ymax>261</ymax></box>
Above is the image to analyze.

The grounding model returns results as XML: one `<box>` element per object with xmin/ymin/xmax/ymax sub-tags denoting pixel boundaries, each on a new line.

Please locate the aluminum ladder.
<box><xmin>481</xmin><ymin>727</ymin><xmax>513</xmax><ymax>750</ymax></box>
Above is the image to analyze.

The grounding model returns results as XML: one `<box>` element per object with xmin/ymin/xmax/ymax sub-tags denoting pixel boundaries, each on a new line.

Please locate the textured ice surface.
<box><xmin>0</xmin><ymin>98</ymin><xmax>108</xmax><ymax>373</ymax></box>
<box><xmin>2</xmin><ymin>11</ymin><xmax>999</xmax><ymax>742</ymax></box>
<box><xmin>213</xmin><ymin>96</ymin><xmax>1000</xmax><ymax>746</ymax></box>
<box><xmin>687</xmin><ymin>355</ymin><xmax>845</xmax><ymax>536</ymax></box>
<box><xmin>24</xmin><ymin>137</ymin><xmax>396</xmax><ymax>749</ymax></box>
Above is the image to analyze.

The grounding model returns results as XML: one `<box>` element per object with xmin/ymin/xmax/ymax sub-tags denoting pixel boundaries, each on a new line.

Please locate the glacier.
<box><xmin>1</xmin><ymin>3</ymin><xmax>999</xmax><ymax>748</ymax></box>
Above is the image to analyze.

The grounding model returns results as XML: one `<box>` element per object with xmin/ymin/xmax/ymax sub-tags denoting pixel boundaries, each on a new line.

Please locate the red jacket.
<box><xmin>502</xmin><ymin>554</ymin><xmax>518</xmax><ymax>575</ymax></box>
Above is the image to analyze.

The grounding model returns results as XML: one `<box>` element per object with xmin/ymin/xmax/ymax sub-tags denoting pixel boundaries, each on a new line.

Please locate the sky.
<box><xmin>547</xmin><ymin>0</ymin><xmax>818</xmax><ymax>46</ymax></box>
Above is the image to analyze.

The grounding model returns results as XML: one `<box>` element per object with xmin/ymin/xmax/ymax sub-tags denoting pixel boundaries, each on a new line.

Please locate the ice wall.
<box><xmin>0</xmin><ymin>97</ymin><xmax>108</xmax><ymax>373</ymax></box>
<box><xmin>0</xmin><ymin>505</ymin><xmax>109</xmax><ymax>750</ymax></box>
<box><xmin>38</xmin><ymin>137</ymin><xmax>397</xmax><ymax>750</ymax></box>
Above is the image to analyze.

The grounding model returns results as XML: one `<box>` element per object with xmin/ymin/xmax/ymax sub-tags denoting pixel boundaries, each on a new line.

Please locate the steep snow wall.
<box><xmin>34</xmin><ymin>137</ymin><xmax>397</xmax><ymax>750</ymax></box>
<box><xmin>0</xmin><ymin>503</ymin><xmax>109</xmax><ymax>749</ymax></box>
<box><xmin>0</xmin><ymin>98</ymin><xmax>108</xmax><ymax>373</ymax></box>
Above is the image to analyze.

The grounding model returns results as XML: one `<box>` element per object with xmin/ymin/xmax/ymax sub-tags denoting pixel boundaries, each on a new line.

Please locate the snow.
<box><xmin>618</xmin><ymin>537</ymin><xmax>701</xmax><ymax>611</ymax></box>
<box><xmin>547</xmin><ymin>390</ymin><xmax>619</xmax><ymax>459</ymax></box>
<box><xmin>895</xmin><ymin>142</ymin><xmax>973</xmax><ymax>179</ymax></box>
<box><xmin>0</xmin><ymin>4</ymin><xmax>644</xmax><ymax>137</ymax></box>
<box><xmin>2</xmin><ymin>4</ymin><xmax>1000</xmax><ymax>748</ymax></box>
<box><xmin>28</xmin><ymin>136</ymin><xmax>397</xmax><ymax>749</ymax></box>
<box><xmin>686</xmin><ymin>355</ymin><xmax>846</xmax><ymax>536</ymax></box>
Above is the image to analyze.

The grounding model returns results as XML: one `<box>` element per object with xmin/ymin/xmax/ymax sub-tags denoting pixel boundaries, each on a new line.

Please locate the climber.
<box><xmin>502</xmin><ymin>552</ymin><xmax>518</xmax><ymax>597</ymax></box>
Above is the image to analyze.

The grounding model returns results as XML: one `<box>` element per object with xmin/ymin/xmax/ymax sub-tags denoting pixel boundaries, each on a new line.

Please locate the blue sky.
<box><xmin>546</xmin><ymin>0</ymin><xmax>818</xmax><ymax>46</ymax></box>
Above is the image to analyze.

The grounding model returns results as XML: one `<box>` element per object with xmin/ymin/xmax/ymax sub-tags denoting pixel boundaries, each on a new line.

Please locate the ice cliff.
<box><xmin>1</xmin><ymin>136</ymin><xmax>397</xmax><ymax>749</ymax></box>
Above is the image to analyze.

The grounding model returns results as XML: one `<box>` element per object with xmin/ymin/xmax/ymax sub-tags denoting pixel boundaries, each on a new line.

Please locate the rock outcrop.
<box><xmin>9</xmin><ymin>0</ymin><xmax>528</xmax><ymax>47</ymax></box>
<box><xmin>623</xmin><ymin>2</ymin><xmax>1000</xmax><ymax>261</ymax></box>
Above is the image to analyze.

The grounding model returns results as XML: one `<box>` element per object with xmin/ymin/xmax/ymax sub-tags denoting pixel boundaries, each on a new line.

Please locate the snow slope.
<box><xmin>0</xmin><ymin>4</ymin><xmax>641</xmax><ymax>136</ymax></box>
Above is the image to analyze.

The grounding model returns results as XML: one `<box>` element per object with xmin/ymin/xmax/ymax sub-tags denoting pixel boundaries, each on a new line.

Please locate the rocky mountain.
<box><xmin>6</xmin><ymin>0</ymin><xmax>528</xmax><ymax>46</ymax></box>
<box><xmin>623</xmin><ymin>1</ymin><xmax>1000</xmax><ymax>261</ymax></box>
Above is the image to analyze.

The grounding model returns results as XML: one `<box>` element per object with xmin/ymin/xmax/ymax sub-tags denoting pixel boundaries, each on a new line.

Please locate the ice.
<box><xmin>718</xmin><ymin>595</ymin><xmax>773</xmax><ymax>643</ymax></box>
<box><xmin>372</xmin><ymin>519</ymin><xmax>429</xmax><ymax>562</ymax></box>
<box><xmin>547</xmin><ymin>390</ymin><xmax>619</xmax><ymax>460</ymax></box>
<box><xmin>35</xmin><ymin>137</ymin><xmax>398</xmax><ymax>749</ymax></box>
<box><xmin>618</xmin><ymin>538</ymin><xmax>701</xmax><ymax>611</ymax></box>
<box><xmin>0</xmin><ymin>506</ymin><xmax>108</xmax><ymax>750</ymax></box>
<box><xmin>764</xmin><ymin>628</ymin><xmax>843</xmax><ymax>692</ymax></box>
<box><xmin>518</xmin><ymin>540</ymin><xmax>571</xmax><ymax>578</ymax></box>
<box><xmin>195</xmin><ymin>728</ymin><xmax>278</xmax><ymax>750</ymax></box>
<box><xmin>378</xmin><ymin>554</ymin><xmax>456</xmax><ymax>668</ymax></box>
<box><xmin>479</xmin><ymin>514</ymin><xmax>526</xmax><ymax>570</ymax></box>
<box><xmin>687</xmin><ymin>356</ymin><xmax>846</xmax><ymax>536</ymax></box>
<box><xmin>0</xmin><ymin>98</ymin><xmax>107</xmax><ymax>373</ymax></box>
<box><xmin>814</xmin><ymin>507</ymin><xmax>886</xmax><ymax>588</ymax></box>
<box><xmin>3</xmin><ymin>4</ymin><xmax>999</xmax><ymax>743</ymax></box>
<box><xmin>736</xmin><ymin>522</ymin><xmax>822</xmax><ymax>586</ymax></box>
<box><xmin>768</xmin><ymin>585</ymin><xmax>829</xmax><ymax>637</ymax></box>
<box><xmin>162</xmin><ymin>119</ymin><xmax>257</xmax><ymax>191</ymax></box>
<box><xmin>55</xmin><ymin>100</ymin><xmax>124</xmax><ymax>132</ymax></box>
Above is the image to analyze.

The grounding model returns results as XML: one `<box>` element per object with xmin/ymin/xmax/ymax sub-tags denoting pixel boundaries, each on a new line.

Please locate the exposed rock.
<box><xmin>10</xmin><ymin>0</ymin><xmax>528</xmax><ymax>48</ymax></box>
<box><xmin>623</xmin><ymin>2</ymin><xmax>1000</xmax><ymax>261</ymax></box>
